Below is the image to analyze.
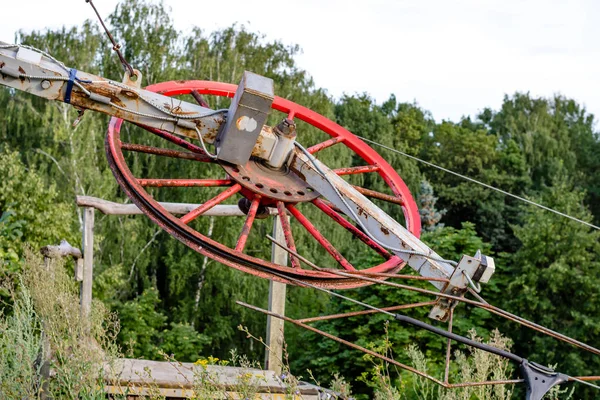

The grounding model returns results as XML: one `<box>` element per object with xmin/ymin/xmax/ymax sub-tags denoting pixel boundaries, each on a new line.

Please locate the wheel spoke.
<box><xmin>276</xmin><ymin>202</ymin><xmax>302</xmax><ymax>269</ymax></box>
<box><xmin>312</xmin><ymin>198</ymin><xmax>391</xmax><ymax>259</ymax></box>
<box><xmin>136</xmin><ymin>124</ymin><xmax>207</xmax><ymax>155</ymax></box>
<box><xmin>307</xmin><ymin>136</ymin><xmax>345</xmax><ymax>154</ymax></box>
<box><xmin>334</xmin><ymin>165</ymin><xmax>380</xmax><ymax>176</ymax></box>
<box><xmin>180</xmin><ymin>184</ymin><xmax>242</xmax><ymax>224</ymax></box>
<box><xmin>286</xmin><ymin>204</ymin><xmax>355</xmax><ymax>271</ymax></box>
<box><xmin>138</xmin><ymin>179</ymin><xmax>233</xmax><ymax>188</ymax></box>
<box><xmin>352</xmin><ymin>186</ymin><xmax>404</xmax><ymax>206</ymax></box>
<box><xmin>191</xmin><ymin>90</ymin><xmax>210</xmax><ymax>108</ymax></box>
<box><xmin>235</xmin><ymin>196</ymin><xmax>261</xmax><ymax>252</ymax></box>
<box><xmin>121</xmin><ymin>142</ymin><xmax>215</xmax><ymax>163</ymax></box>
<box><xmin>320</xmin><ymin>199</ymin><xmax>344</xmax><ymax>214</ymax></box>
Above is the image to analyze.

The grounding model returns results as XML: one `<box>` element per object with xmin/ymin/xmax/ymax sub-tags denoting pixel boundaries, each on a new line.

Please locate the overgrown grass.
<box><xmin>1</xmin><ymin>249</ymin><xmax>344</xmax><ymax>399</ymax></box>
<box><xmin>0</xmin><ymin>249</ymin><xmax>120</xmax><ymax>399</ymax></box>
<box><xmin>2</xmin><ymin>250</ymin><xmax>574</xmax><ymax>399</ymax></box>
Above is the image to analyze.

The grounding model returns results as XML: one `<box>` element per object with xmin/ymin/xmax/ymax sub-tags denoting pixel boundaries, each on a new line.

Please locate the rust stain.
<box><xmin>87</xmin><ymin>84</ymin><xmax>125</xmax><ymax>107</ymax></box>
<box><xmin>171</xmin><ymin>107</ymin><xmax>203</xmax><ymax>116</ymax></box>
<box><xmin>18</xmin><ymin>66</ymin><xmax>27</xmax><ymax>82</ymax></box>
<box><xmin>357</xmin><ymin>207</ymin><xmax>368</xmax><ymax>219</ymax></box>
<box><xmin>122</xmin><ymin>90</ymin><xmax>139</xmax><ymax>99</ymax></box>
<box><xmin>380</xmin><ymin>226</ymin><xmax>390</xmax><ymax>235</ymax></box>
<box><xmin>202</xmin><ymin>128</ymin><xmax>218</xmax><ymax>142</ymax></box>
<box><xmin>251</xmin><ymin>133</ymin><xmax>265</xmax><ymax>157</ymax></box>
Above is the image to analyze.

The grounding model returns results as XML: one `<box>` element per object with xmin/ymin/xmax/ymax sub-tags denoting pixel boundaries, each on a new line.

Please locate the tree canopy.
<box><xmin>1</xmin><ymin>1</ymin><xmax>599</xmax><ymax>398</ymax></box>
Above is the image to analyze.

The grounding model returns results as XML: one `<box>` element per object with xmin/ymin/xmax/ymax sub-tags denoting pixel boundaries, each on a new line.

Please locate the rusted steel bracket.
<box><xmin>429</xmin><ymin>251</ymin><xmax>495</xmax><ymax>320</ymax></box>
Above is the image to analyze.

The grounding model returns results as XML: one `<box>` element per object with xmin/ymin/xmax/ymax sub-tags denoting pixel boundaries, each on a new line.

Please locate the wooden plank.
<box><xmin>104</xmin><ymin>385</ymin><xmax>319</xmax><ymax>399</ymax></box>
<box><xmin>76</xmin><ymin>195</ymin><xmax>277</xmax><ymax>217</ymax></box>
<box><xmin>104</xmin><ymin>359</ymin><xmax>322</xmax><ymax>399</ymax></box>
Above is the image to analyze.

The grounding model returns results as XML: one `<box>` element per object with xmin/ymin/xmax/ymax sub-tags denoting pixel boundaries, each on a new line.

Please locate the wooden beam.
<box><xmin>76</xmin><ymin>195</ymin><xmax>276</xmax><ymax>217</ymax></box>
<box><xmin>81</xmin><ymin>207</ymin><xmax>94</xmax><ymax>319</ymax></box>
<box><xmin>264</xmin><ymin>216</ymin><xmax>287</xmax><ymax>375</ymax></box>
<box><xmin>104</xmin><ymin>358</ymin><xmax>324</xmax><ymax>399</ymax></box>
<box><xmin>40</xmin><ymin>239</ymin><xmax>82</xmax><ymax>259</ymax></box>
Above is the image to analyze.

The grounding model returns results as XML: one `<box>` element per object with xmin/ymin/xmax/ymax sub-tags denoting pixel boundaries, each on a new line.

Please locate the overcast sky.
<box><xmin>1</xmin><ymin>0</ymin><xmax>598</xmax><ymax>124</ymax></box>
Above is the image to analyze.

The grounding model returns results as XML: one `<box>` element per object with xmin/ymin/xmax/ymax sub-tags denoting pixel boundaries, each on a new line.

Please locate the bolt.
<box><xmin>41</xmin><ymin>80</ymin><xmax>51</xmax><ymax>90</ymax></box>
<box><xmin>274</xmin><ymin>118</ymin><xmax>296</xmax><ymax>138</ymax></box>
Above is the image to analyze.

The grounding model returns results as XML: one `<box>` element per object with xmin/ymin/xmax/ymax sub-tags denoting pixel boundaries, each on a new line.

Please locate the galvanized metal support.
<box><xmin>264</xmin><ymin>215</ymin><xmax>288</xmax><ymax>374</ymax></box>
<box><xmin>81</xmin><ymin>207</ymin><xmax>95</xmax><ymax>318</ymax></box>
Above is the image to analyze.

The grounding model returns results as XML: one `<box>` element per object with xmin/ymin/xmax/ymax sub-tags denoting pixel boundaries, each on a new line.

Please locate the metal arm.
<box><xmin>0</xmin><ymin>42</ymin><xmax>287</xmax><ymax>166</ymax></box>
<box><xmin>291</xmin><ymin>147</ymin><xmax>495</xmax><ymax>320</ymax></box>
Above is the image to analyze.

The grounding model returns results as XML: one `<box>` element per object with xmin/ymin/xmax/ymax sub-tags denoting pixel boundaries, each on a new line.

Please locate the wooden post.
<box><xmin>81</xmin><ymin>207</ymin><xmax>95</xmax><ymax>318</ymax></box>
<box><xmin>264</xmin><ymin>215</ymin><xmax>287</xmax><ymax>374</ymax></box>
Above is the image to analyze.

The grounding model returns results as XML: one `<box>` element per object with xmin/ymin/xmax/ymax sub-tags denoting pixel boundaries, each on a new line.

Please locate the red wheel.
<box><xmin>105</xmin><ymin>80</ymin><xmax>421</xmax><ymax>289</ymax></box>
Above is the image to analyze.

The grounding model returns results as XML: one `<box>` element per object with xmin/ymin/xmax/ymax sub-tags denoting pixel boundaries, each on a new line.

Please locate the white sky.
<box><xmin>1</xmin><ymin>0</ymin><xmax>599</xmax><ymax>123</ymax></box>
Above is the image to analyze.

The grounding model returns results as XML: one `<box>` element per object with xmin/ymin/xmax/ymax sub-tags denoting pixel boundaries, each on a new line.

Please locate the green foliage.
<box><xmin>117</xmin><ymin>287</ymin><xmax>167</xmax><ymax>359</ymax></box>
<box><xmin>293</xmin><ymin>223</ymin><xmax>494</xmax><ymax>398</ymax></box>
<box><xmin>0</xmin><ymin>150</ymin><xmax>74</xmax><ymax>282</ymax></box>
<box><xmin>418</xmin><ymin>180</ymin><xmax>445</xmax><ymax>232</ymax></box>
<box><xmin>1</xmin><ymin>251</ymin><xmax>120</xmax><ymax>399</ymax></box>
<box><xmin>1</xmin><ymin>1</ymin><xmax>600</xmax><ymax>398</ymax></box>
<box><xmin>502</xmin><ymin>180</ymin><xmax>600</xmax><ymax>387</ymax></box>
<box><xmin>403</xmin><ymin>329</ymin><xmax>514</xmax><ymax>400</ymax></box>
<box><xmin>0</xmin><ymin>281</ymin><xmax>42</xmax><ymax>399</ymax></box>
<box><xmin>0</xmin><ymin>210</ymin><xmax>24</xmax><ymax>272</ymax></box>
<box><xmin>422</xmin><ymin>222</ymin><xmax>491</xmax><ymax>261</ymax></box>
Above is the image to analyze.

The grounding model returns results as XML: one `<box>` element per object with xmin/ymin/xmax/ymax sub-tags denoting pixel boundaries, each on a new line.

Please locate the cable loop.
<box><xmin>462</xmin><ymin>270</ymin><xmax>481</xmax><ymax>293</ymax></box>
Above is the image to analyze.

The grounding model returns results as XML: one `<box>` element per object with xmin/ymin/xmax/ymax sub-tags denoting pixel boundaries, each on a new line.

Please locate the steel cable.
<box><xmin>356</xmin><ymin>136</ymin><xmax>600</xmax><ymax>231</ymax></box>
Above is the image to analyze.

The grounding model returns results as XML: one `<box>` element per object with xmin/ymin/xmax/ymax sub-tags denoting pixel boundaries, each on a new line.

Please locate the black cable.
<box><xmin>395</xmin><ymin>314</ymin><xmax>523</xmax><ymax>363</ymax></box>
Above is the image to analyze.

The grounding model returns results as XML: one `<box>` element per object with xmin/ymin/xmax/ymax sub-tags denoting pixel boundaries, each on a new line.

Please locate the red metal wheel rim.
<box><xmin>106</xmin><ymin>80</ymin><xmax>421</xmax><ymax>289</ymax></box>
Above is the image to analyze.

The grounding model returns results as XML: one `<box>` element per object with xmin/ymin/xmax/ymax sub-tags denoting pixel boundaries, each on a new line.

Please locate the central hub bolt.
<box><xmin>274</xmin><ymin>118</ymin><xmax>297</xmax><ymax>138</ymax></box>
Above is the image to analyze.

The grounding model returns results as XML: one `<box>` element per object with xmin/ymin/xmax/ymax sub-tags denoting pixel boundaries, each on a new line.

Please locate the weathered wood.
<box><xmin>40</xmin><ymin>239</ymin><xmax>84</xmax><ymax>281</ymax></box>
<box><xmin>40</xmin><ymin>239</ymin><xmax>82</xmax><ymax>259</ymax></box>
<box><xmin>265</xmin><ymin>216</ymin><xmax>288</xmax><ymax>375</ymax></box>
<box><xmin>76</xmin><ymin>195</ymin><xmax>277</xmax><ymax>217</ymax></box>
<box><xmin>81</xmin><ymin>207</ymin><xmax>94</xmax><ymax>318</ymax></box>
<box><xmin>104</xmin><ymin>358</ymin><xmax>325</xmax><ymax>399</ymax></box>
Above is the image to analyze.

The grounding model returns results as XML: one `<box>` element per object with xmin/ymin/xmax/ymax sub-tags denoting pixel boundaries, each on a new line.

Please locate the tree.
<box><xmin>418</xmin><ymin>180</ymin><xmax>445</xmax><ymax>232</ymax></box>
<box><xmin>500</xmin><ymin>179</ymin><xmax>600</xmax><ymax>397</ymax></box>
<box><xmin>484</xmin><ymin>93</ymin><xmax>600</xmax><ymax>220</ymax></box>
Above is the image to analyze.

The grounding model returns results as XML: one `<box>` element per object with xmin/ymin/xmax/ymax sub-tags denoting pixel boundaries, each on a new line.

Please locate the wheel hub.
<box><xmin>221</xmin><ymin>158</ymin><xmax>320</xmax><ymax>203</ymax></box>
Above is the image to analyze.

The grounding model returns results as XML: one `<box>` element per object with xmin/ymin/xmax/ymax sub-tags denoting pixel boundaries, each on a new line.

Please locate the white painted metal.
<box><xmin>292</xmin><ymin>148</ymin><xmax>456</xmax><ymax>288</ymax></box>
<box><xmin>290</xmin><ymin>148</ymin><xmax>492</xmax><ymax>320</ymax></box>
